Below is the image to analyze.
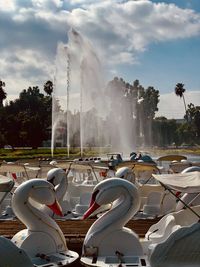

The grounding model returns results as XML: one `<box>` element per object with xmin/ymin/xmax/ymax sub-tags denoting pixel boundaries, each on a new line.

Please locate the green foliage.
<box><xmin>174</xmin><ymin>82</ymin><xmax>187</xmax><ymax>121</ymax></box>
<box><xmin>153</xmin><ymin>109</ymin><xmax>200</xmax><ymax>147</ymax></box>
<box><xmin>186</xmin><ymin>103</ymin><xmax>200</xmax><ymax>142</ymax></box>
<box><xmin>0</xmin><ymin>147</ymin><xmax>96</xmax><ymax>161</ymax></box>
<box><xmin>142</xmin><ymin>86</ymin><xmax>160</xmax><ymax>119</ymax></box>
<box><xmin>174</xmin><ymin>83</ymin><xmax>186</xmax><ymax>98</ymax></box>
<box><xmin>0</xmin><ymin>86</ymin><xmax>51</xmax><ymax>148</ymax></box>
<box><xmin>152</xmin><ymin>117</ymin><xmax>179</xmax><ymax>146</ymax></box>
<box><xmin>44</xmin><ymin>80</ymin><xmax>53</xmax><ymax>95</ymax></box>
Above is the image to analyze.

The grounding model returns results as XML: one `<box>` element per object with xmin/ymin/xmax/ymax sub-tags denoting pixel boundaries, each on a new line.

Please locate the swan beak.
<box><xmin>83</xmin><ymin>202</ymin><xmax>100</xmax><ymax>219</ymax></box>
<box><xmin>47</xmin><ymin>200</ymin><xmax>63</xmax><ymax>216</ymax></box>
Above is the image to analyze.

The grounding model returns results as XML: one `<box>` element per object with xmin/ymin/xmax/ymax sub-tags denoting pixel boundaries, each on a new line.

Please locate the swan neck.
<box><xmin>12</xmin><ymin>182</ymin><xmax>67</xmax><ymax>250</ymax></box>
<box><xmin>56</xmin><ymin>177</ymin><xmax>67</xmax><ymax>201</ymax></box>
<box><xmin>84</xmin><ymin>188</ymin><xmax>137</xmax><ymax>248</ymax></box>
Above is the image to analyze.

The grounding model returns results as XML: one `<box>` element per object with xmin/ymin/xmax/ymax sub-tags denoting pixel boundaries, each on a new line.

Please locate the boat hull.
<box><xmin>0</xmin><ymin>218</ymin><xmax>159</xmax><ymax>252</ymax></box>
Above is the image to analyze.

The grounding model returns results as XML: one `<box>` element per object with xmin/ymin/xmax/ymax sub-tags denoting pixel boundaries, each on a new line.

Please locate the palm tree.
<box><xmin>174</xmin><ymin>83</ymin><xmax>187</xmax><ymax>120</ymax></box>
<box><xmin>44</xmin><ymin>80</ymin><xmax>53</xmax><ymax>95</ymax></box>
<box><xmin>0</xmin><ymin>79</ymin><xmax>7</xmax><ymax>107</ymax></box>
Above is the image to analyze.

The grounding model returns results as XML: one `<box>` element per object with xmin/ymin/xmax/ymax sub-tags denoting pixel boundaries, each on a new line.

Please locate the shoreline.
<box><xmin>148</xmin><ymin>147</ymin><xmax>200</xmax><ymax>157</ymax></box>
<box><xmin>0</xmin><ymin>147</ymin><xmax>199</xmax><ymax>161</ymax></box>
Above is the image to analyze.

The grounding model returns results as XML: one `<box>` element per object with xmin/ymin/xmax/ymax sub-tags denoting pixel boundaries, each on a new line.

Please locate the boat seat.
<box><xmin>169</xmin><ymin>161</ymin><xmax>192</xmax><ymax>173</ymax></box>
<box><xmin>139</xmin><ymin>184</ymin><xmax>164</xmax><ymax>210</ymax></box>
<box><xmin>143</xmin><ymin>191</ymin><xmax>163</xmax><ymax>217</ymax></box>
<box><xmin>173</xmin><ymin>205</ymin><xmax>200</xmax><ymax>227</ymax></box>
<box><xmin>139</xmin><ymin>184</ymin><xmax>164</xmax><ymax>198</ymax></box>
<box><xmin>150</xmin><ymin>223</ymin><xmax>200</xmax><ymax>267</ymax></box>
<box><xmin>70</xmin><ymin>196</ymin><xmax>80</xmax><ymax>209</ymax></box>
<box><xmin>74</xmin><ymin>192</ymin><xmax>92</xmax><ymax>216</ymax></box>
<box><xmin>145</xmin><ymin>214</ymin><xmax>180</xmax><ymax>243</ymax></box>
<box><xmin>146</xmin><ymin>205</ymin><xmax>200</xmax><ymax>250</ymax></box>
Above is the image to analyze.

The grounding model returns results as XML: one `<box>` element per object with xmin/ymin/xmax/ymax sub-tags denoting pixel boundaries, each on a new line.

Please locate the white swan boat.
<box><xmin>46</xmin><ymin>167</ymin><xmax>109</xmax><ymax>219</ymax></box>
<box><xmin>115</xmin><ymin>166</ymin><xmax>176</xmax><ymax>218</ymax></box>
<box><xmin>81</xmin><ymin>173</ymin><xmax>200</xmax><ymax>267</ymax></box>
<box><xmin>0</xmin><ymin>179</ymin><xmax>79</xmax><ymax>266</ymax></box>
<box><xmin>81</xmin><ymin>178</ymin><xmax>149</xmax><ymax>266</ymax></box>
<box><xmin>45</xmin><ymin>167</ymin><xmax>74</xmax><ymax>219</ymax></box>
<box><xmin>147</xmin><ymin>170</ymin><xmax>200</xmax><ymax>266</ymax></box>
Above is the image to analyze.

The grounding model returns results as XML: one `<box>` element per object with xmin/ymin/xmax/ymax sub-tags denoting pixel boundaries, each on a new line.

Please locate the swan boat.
<box><xmin>0</xmin><ymin>170</ymin><xmax>159</xmax><ymax>248</ymax></box>
<box><xmin>46</xmin><ymin>166</ymin><xmax>110</xmax><ymax>219</ymax></box>
<box><xmin>44</xmin><ymin>167</ymin><xmax>74</xmax><ymax>219</ymax></box>
<box><xmin>81</xmin><ymin>172</ymin><xmax>200</xmax><ymax>267</ymax></box>
<box><xmin>81</xmin><ymin>178</ymin><xmax>150</xmax><ymax>267</ymax></box>
<box><xmin>0</xmin><ymin>179</ymin><xmax>79</xmax><ymax>267</ymax></box>
<box><xmin>0</xmin><ymin>174</ymin><xmax>15</xmax><ymax>220</ymax></box>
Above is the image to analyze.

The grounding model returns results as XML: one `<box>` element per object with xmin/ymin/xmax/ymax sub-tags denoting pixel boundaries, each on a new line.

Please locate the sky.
<box><xmin>0</xmin><ymin>0</ymin><xmax>200</xmax><ymax>119</ymax></box>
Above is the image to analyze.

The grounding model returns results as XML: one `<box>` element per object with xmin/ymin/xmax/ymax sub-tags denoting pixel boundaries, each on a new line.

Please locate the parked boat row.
<box><xmin>0</xmin><ymin>154</ymin><xmax>200</xmax><ymax>266</ymax></box>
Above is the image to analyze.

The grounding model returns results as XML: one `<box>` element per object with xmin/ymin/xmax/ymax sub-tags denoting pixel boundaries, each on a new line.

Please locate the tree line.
<box><xmin>0</xmin><ymin>78</ymin><xmax>199</xmax><ymax>149</ymax></box>
<box><xmin>0</xmin><ymin>82</ymin><xmax>52</xmax><ymax>148</ymax></box>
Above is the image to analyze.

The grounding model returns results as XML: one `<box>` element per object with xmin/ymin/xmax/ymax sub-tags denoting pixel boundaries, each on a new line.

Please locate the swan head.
<box><xmin>14</xmin><ymin>179</ymin><xmax>63</xmax><ymax>216</ymax></box>
<box><xmin>115</xmin><ymin>167</ymin><xmax>136</xmax><ymax>183</ymax></box>
<box><xmin>47</xmin><ymin>168</ymin><xmax>67</xmax><ymax>186</ymax></box>
<box><xmin>29</xmin><ymin>179</ymin><xmax>63</xmax><ymax>216</ymax></box>
<box><xmin>83</xmin><ymin>178</ymin><xmax>139</xmax><ymax>219</ymax></box>
<box><xmin>49</xmin><ymin>160</ymin><xmax>58</xmax><ymax>166</ymax></box>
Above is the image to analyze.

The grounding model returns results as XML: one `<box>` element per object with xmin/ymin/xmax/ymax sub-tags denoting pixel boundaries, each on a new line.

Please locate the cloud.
<box><xmin>0</xmin><ymin>0</ymin><xmax>16</xmax><ymax>12</ymax></box>
<box><xmin>156</xmin><ymin>91</ymin><xmax>200</xmax><ymax>119</ymax></box>
<box><xmin>31</xmin><ymin>0</ymin><xmax>62</xmax><ymax>10</ymax></box>
<box><xmin>1</xmin><ymin>48</ymin><xmax>54</xmax><ymax>96</ymax></box>
<box><xmin>0</xmin><ymin>0</ymin><xmax>200</xmax><ymax>103</ymax></box>
<box><xmin>65</xmin><ymin>0</ymin><xmax>200</xmax><ymax>65</ymax></box>
<box><xmin>67</xmin><ymin>0</ymin><xmax>118</xmax><ymax>6</ymax></box>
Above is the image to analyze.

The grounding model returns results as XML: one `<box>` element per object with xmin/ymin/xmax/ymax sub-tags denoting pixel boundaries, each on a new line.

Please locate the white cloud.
<box><xmin>0</xmin><ymin>0</ymin><xmax>16</xmax><ymax>12</ymax></box>
<box><xmin>157</xmin><ymin>91</ymin><xmax>200</xmax><ymax>119</ymax></box>
<box><xmin>31</xmin><ymin>0</ymin><xmax>63</xmax><ymax>10</ymax></box>
<box><xmin>13</xmin><ymin>8</ymin><xmax>34</xmax><ymax>22</ymax></box>
<box><xmin>0</xmin><ymin>0</ymin><xmax>200</xmax><ymax>102</ymax></box>
<box><xmin>65</xmin><ymin>0</ymin><xmax>200</xmax><ymax>65</ymax></box>
<box><xmin>1</xmin><ymin>48</ymin><xmax>54</xmax><ymax>97</ymax></box>
<box><xmin>67</xmin><ymin>0</ymin><xmax>114</xmax><ymax>6</ymax></box>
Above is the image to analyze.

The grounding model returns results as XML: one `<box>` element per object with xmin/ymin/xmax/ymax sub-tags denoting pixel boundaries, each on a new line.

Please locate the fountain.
<box><xmin>52</xmin><ymin>29</ymin><xmax>138</xmax><ymax>157</ymax></box>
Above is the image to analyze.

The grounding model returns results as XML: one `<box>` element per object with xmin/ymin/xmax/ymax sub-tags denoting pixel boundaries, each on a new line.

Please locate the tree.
<box><xmin>153</xmin><ymin>117</ymin><xmax>179</xmax><ymax>147</ymax></box>
<box><xmin>0</xmin><ymin>107</ymin><xmax>7</xmax><ymax>147</ymax></box>
<box><xmin>44</xmin><ymin>80</ymin><xmax>53</xmax><ymax>95</ymax></box>
<box><xmin>140</xmin><ymin>86</ymin><xmax>160</xmax><ymax>146</ymax></box>
<box><xmin>186</xmin><ymin>103</ymin><xmax>200</xmax><ymax>143</ymax></box>
<box><xmin>1</xmin><ymin>86</ymin><xmax>52</xmax><ymax>148</ymax></box>
<box><xmin>175</xmin><ymin>83</ymin><xmax>187</xmax><ymax>120</ymax></box>
<box><xmin>0</xmin><ymin>79</ymin><xmax>7</xmax><ymax>107</ymax></box>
